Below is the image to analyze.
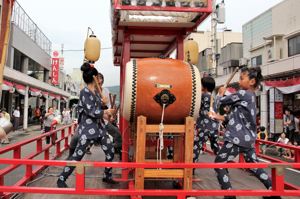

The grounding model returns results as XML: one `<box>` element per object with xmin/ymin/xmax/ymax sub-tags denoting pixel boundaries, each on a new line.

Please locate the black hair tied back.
<box><xmin>241</xmin><ymin>66</ymin><xmax>263</xmax><ymax>88</ymax></box>
<box><xmin>80</xmin><ymin>62</ymin><xmax>98</xmax><ymax>84</ymax></box>
<box><xmin>81</xmin><ymin>62</ymin><xmax>91</xmax><ymax>73</ymax></box>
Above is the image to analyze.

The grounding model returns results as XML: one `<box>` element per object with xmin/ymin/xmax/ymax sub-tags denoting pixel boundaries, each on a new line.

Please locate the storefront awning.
<box><xmin>42</xmin><ymin>91</ymin><xmax>48</xmax><ymax>98</ymax></box>
<box><xmin>49</xmin><ymin>93</ymin><xmax>60</xmax><ymax>101</ymax></box>
<box><xmin>2</xmin><ymin>80</ymin><xmax>14</xmax><ymax>91</ymax></box>
<box><xmin>14</xmin><ymin>83</ymin><xmax>26</xmax><ymax>95</ymax></box>
<box><xmin>225</xmin><ymin>87</ymin><xmax>237</xmax><ymax>96</ymax></box>
<box><xmin>265</xmin><ymin>77</ymin><xmax>300</xmax><ymax>94</ymax></box>
<box><xmin>62</xmin><ymin>96</ymin><xmax>68</xmax><ymax>103</ymax></box>
<box><xmin>49</xmin><ymin>93</ymin><xmax>56</xmax><ymax>100</ymax></box>
<box><xmin>29</xmin><ymin>88</ymin><xmax>42</xmax><ymax>97</ymax></box>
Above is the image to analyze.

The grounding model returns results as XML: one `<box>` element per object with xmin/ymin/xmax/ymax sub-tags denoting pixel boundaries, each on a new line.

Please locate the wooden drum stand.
<box><xmin>134</xmin><ymin>115</ymin><xmax>194</xmax><ymax>190</ymax></box>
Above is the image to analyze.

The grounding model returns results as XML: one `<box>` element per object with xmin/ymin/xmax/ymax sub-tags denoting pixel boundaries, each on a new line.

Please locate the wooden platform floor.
<box><xmin>18</xmin><ymin>146</ymin><xmax>298</xmax><ymax>199</ymax></box>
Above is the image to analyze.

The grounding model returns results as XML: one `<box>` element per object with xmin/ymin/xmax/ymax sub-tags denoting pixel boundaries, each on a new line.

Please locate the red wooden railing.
<box><xmin>0</xmin><ymin>125</ymin><xmax>299</xmax><ymax>198</ymax></box>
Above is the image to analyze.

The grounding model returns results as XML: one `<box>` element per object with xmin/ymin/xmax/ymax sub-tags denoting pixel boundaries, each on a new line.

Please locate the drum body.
<box><xmin>0</xmin><ymin>117</ymin><xmax>13</xmax><ymax>138</ymax></box>
<box><xmin>122</xmin><ymin>58</ymin><xmax>201</xmax><ymax>124</ymax></box>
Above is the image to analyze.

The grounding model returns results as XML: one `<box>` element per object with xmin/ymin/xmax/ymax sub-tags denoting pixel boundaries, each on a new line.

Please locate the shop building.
<box><xmin>0</xmin><ymin>1</ymin><xmax>71</xmax><ymax>130</ymax></box>
<box><xmin>214</xmin><ymin>0</ymin><xmax>300</xmax><ymax>138</ymax></box>
<box><xmin>190</xmin><ymin>30</ymin><xmax>243</xmax><ymax>76</ymax></box>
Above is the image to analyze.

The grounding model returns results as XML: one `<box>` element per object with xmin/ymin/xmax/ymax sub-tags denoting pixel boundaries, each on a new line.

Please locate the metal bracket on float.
<box><xmin>153</xmin><ymin>89</ymin><xmax>176</xmax><ymax>108</ymax></box>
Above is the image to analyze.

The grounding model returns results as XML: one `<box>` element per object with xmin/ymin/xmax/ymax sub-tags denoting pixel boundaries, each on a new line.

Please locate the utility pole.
<box><xmin>211</xmin><ymin>0</ymin><xmax>225</xmax><ymax>76</ymax></box>
<box><xmin>211</xmin><ymin>0</ymin><xmax>217</xmax><ymax>76</ymax></box>
<box><xmin>61</xmin><ymin>44</ymin><xmax>64</xmax><ymax>56</ymax></box>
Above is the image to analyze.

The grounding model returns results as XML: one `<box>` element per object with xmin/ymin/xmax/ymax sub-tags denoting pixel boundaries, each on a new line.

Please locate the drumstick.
<box><xmin>93</xmin><ymin>76</ymin><xmax>104</xmax><ymax>98</ymax></box>
<box><xmin>109</xmin><ymin>93</ymin><xmax>113</xmax><ymax>108</ymax></box>
<box><xmin>113</xmin><ymin>104</ymin><xmax>120</xmax><ymax>118</ymax></box>
<box><xmin>111</xmin><ymin>93</ymin><xmax>117</xmax><ymax>109</ymax></box>
<box><xmin>223</xmin><ymin>65</ymin><xmax>245</xmax><ymax>89</ymax></box>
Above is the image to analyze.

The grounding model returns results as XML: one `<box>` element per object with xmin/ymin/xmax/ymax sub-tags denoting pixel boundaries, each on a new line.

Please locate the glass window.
<box><xmin>251</xmin><ymin>57</ymin><xmax>257</xmax><ymax>67</ymax></box>
<box><xmin>257</xmin><ymin>55</ymin><xmax>262</xmax><ymax>65</ymax></box>
<box><xmin>251</xmin><ymin>55</ymin><xmax>262</xmax><ymax>67</ymax></box>
<box><xmin>288</xmin><ymin>35</ymin><xmax>300</xmax><ymax>57</ymax></box>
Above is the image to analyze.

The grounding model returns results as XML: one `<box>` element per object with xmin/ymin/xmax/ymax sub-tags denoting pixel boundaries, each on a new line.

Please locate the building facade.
<box><xmin>0</xmin><ymin>1</ymin><xmax>71</xmax><ymax>130</ymax></box>
<box><xmin>190</xmin><ymin>30</ymin><xmax>243</xmax><ymax>75</ymax></box>
<box><xmin>214</xmin><ymin>0</ymin><xmax>300</xmax><ymax>138</ymax></box>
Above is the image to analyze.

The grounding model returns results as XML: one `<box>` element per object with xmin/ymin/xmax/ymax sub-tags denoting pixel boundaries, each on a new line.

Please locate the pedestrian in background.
<box><xmin>2</xmin><ymin>108</ymin><xmax>10</xmax><ymax>122</ymax></box>
<box><xmin>28</xmin><ymin>105</ymin><xmax>32</xmax><ymax>121</ymax></box>
<box><xmin>13</xmin><ymin>107</ymin><xmax>20</xmax><ymax>132</ymax></box>
<box><xmin>67</xmin><ymin>108</ymin><xmax>71</xmax><ymax>124</ymax></box>
<box><xmin>284</xmin><ymin>108</ymin><xmax>295</xmax><ymax>143</ymax></box>
<box><xmin>62</xmin><ymin>108</ymin><xmax>67</xmax><ymax>125</ymax></box>
<box><xmin>35</xmin><ymin>106</ymin><xmax>41</xmax><ymax>124</ymax></box>
<box><xmin>43</xmin><ymin>106</ymin><xmax>56</xmax><ymax>153</ymax></box>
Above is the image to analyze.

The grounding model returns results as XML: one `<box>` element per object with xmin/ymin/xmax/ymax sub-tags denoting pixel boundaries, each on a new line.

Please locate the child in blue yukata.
<box><xmin>57</xmin><ymin>63</ymin><xmax>119</xmax><ymax>188</ymax></box>
<box><xmin>193</xmin><ymin>77</ymin><xmax>220</xmax><ymax>166</ymax></box>
<box><xmin>208</xmin><ymin>66</ymin><xmax>281</xmax><ymax>199</ymax></box>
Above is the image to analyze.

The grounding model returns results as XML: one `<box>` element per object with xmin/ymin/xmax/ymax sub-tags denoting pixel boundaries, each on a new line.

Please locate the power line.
<box><xmin>63</xmin><ymin>47</ymin><xmax>112</xmax><ymax>52</ymax></box>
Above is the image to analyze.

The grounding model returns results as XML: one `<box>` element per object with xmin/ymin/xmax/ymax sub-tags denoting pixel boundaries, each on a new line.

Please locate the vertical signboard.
<box><xmin>275</xmin><ymin>88</ymin><xmax>283</xmax><ymax>102</ymax></box>
<box><xmin>51</xmin><ymin>58</ymin><xmax>59</xmax><ymax>84</ymax></box>
<box><xmin>269</xmin><ymin>88</ymin><xmax>275</xmax><ymax>133</ymax></box>
<box><xmin>275</xmin><ymin>102</ymin><xmax>283</xmax><ymax>119</ymax></box>
<box><xmin>51</xmin><ymin>51</ymin><xmax>59</xmax><ymax>85</ymax></box>
<box><xmin>274</xmin><ymin>88</ymin><xmax>283</xmax><ymax>133</ymax></box>
<box><xmin>269</xmin><ymin>88</ymin><xmax>274</xmax><ymax>103</ymax></box>
<box><xmin>59</xmin><ymin>57</ymin><xmax>64</xmax><ymax>70</ymax></box>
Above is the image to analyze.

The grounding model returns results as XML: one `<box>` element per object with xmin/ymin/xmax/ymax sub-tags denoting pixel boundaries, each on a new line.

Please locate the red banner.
<box><xmin>275</xmin><ymin>102</ymin><xmax>283</xmax><ymax>119</ymax></box>
<box><xmin>51</xmin><ymin>58</ymin><xmax>59</xmax><ymax>84</ymax></box>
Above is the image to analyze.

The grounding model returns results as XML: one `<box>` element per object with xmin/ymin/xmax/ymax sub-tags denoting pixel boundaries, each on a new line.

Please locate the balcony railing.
<box><xmin>11</xmin><ymin>1</ymin><xmax>52</xmax><ymax>55</ymax></box>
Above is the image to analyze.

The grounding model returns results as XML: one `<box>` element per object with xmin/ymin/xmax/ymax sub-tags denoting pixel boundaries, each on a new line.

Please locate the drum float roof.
<box><xmin>111</xmin><ymin>1</ymin><xmax>212</xmax><ymax>66</ymax></box>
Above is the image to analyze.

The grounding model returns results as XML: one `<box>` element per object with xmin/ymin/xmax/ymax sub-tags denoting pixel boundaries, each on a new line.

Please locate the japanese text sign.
<box><xmin>51</xmin><ymin>58</ymin><xmax>59</xmax><ymax>84</ymax></box>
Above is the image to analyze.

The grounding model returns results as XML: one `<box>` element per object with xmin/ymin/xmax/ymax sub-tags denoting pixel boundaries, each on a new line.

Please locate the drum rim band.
<box><xmin>189</xmin><ymin>62</ymin><xmax>196</xmax><ymax>118</ymax></box>
<box><xmin>129</xmin><ymin>59</ymin><xmax>137</xmax><ymax>123</ymax></box>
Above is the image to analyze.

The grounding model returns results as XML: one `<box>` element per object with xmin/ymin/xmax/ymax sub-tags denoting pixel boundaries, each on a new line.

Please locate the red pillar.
<box><xmin>177</xmin><ymin>35</ymin><xmax>184</xmax><ymax>61</ymax></box>
<box><xmin>121</xmin><ymin>32</ymin><xmax>131</xmax><ymax>180</ymax></box>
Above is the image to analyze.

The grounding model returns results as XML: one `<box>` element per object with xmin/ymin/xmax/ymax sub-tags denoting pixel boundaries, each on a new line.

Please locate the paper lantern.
<box><xmin>184</xmin><ymin>38</ymin><xmax>199</xmax><ymax>65</ymax></box>
<box><xmin>84</xmin><ymin>35</ymin><xmax>101</xmax><ymax>63</ymax></box>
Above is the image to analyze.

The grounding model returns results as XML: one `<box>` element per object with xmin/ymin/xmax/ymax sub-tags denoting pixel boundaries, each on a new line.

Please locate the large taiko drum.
<box><xmin>121</xmin><ymin>58</ymin><xmax>201</xmax><ymax>124</ymax></box>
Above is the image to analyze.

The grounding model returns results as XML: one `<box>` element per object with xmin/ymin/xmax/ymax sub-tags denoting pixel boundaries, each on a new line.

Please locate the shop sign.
<box><xmin>275</xmin><ymin>88</ymin><xmax>283</xmax><ymax>102</ymax></box>
<box><xmin>53</xmin><ymin>51</ymin><xmax>59</xmax><ymax>57</ymax></box>
<box><xmin>51</xmin><ymin>58</ymin><xmax>59</xmax><ymax>84</ymax></box>
<box><xmin>269</xmin><ymin>88</ymin><xmax>274</xmax><ymax>103</ymax></box>
<box><xmin>275</xmin><ymin>119</ymin><xmax>283</xmax><ymax>133</ymax></box>
<box><xmin>270</xmin><ymin>118</ymin><xmax>275</xmax><ymax>133</ymax></box>
<box><xmin>9</xmin><ymin>87</ymin><xmax>15</xmax><ymax>93</ymax></box>
<box><xmin>270</xmin><ymin>102</ymin><xmax>275</xmax><ymax>119</ymax></box>
<box><xmin>275</xmin><ymin>102</ymin><xmax>283</xmax><ymax>119</ymax></box>
<box><xmin>59</xmin><ymin>57</ymin><xmax>64</xmax><ymax>70</ymax></box>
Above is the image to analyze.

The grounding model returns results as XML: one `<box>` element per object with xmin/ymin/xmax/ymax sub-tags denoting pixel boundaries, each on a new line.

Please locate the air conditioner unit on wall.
<box><xmin>239</xmin><ymin>58</ymin><xmax>248</xmax><ymax>66</ymax></box>
<box><xmin>267</xmin><ymin>48</ymin><xmax>274</xmax><ymax>62</ymax></box>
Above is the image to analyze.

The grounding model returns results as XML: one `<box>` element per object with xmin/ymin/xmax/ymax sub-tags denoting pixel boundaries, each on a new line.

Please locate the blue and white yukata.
<box><xmin>193</xmin><ymin>93</ymin><xmax>220</xmax><ymax>163</ymax></box>
<box><xmin>214</xmin><ymin>90</ymin><xmax>272</xmax><ymax>198</ymax></box>
<box><xmin>59</xmin><ymin>88</ymin><xmax>115</xmax><ymax>182</ymax></box>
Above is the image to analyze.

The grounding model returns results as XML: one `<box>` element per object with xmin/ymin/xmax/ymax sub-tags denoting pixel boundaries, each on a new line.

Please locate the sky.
<box><xmin>17</xmin><ymin>0</ymin><xmax>283</xmax><ymax>87</ymax></box>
